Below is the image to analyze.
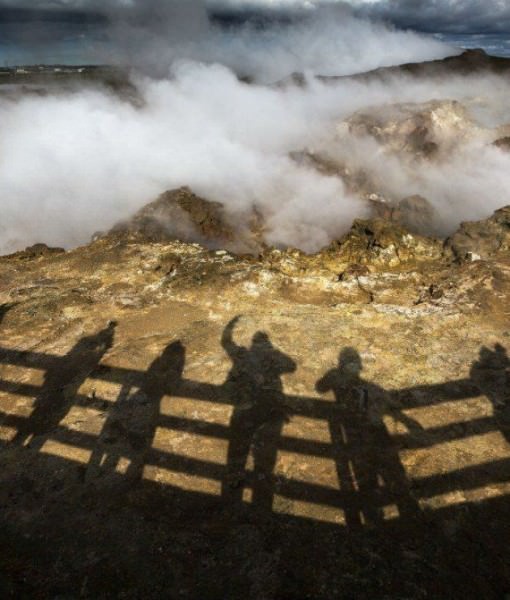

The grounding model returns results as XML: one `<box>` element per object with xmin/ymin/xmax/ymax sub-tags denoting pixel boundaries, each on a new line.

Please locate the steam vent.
<box><xmin>1</xmin><ymin>2</ymin><xmax>510</xmax><ymax>597</ymax></box>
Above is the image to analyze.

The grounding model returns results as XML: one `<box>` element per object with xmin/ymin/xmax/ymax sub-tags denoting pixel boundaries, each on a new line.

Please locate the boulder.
<box><xmin>327</xmin><ymin>218</ymin><xmax>444</xmax><ymax>271</ymax></box>
<box><xmin>392</xmin><ymin>195</ymin><xmax>436</xmax><ymax>235</ymax></box>
<box><xmin>4</xmin><ymin>243</ymin><xmax>65</xmax><ymax>261</ymax></box>
<box><xmin>494</xmin><ymin>137</ymin><xmax>510</xmax><ymax>152</ymax></box>
<box><xmin>110</xmin><ymin>187</ymin><xmax>235</xmax><ymax>246</ymax></box>
<box><xmin>446</xmin><ymin>206</ymin><xmax>510</xmax><ymax>261</ymax></box>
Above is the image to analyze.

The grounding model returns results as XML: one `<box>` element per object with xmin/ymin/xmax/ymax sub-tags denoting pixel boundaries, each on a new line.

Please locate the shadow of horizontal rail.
<box><xmin>2</xmin><ymin>405</ymin><xmax>510</xmax><ymax>520</ymax></box>
<box><xmin>1</xmin><ymin>342</ymin><xmax>509</xmax><ymax>531</ymax></box>
<box><xmin>0</xmin><ymin>345</ymin><xmax>483</xmax><ymax>412</ymax></box>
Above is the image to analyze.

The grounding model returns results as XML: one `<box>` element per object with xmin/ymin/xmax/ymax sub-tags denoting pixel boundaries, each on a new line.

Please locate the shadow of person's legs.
<box><xmin>251</xmin><ymin>418</ymin><xmax>283</xmax><ymax>513</ymax></box>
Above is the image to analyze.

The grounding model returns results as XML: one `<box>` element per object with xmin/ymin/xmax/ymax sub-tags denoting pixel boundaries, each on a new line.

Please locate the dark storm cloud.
<box><xmin>0</xmin><ymin>8</ymin><xmax>107</xmax><ymax>23</ymax></box>
<box><xmin>355</xmin><ymin>0</ymin><xmax>510</xmax><ymax>34</ymax></box>
<box><xmin>0</xmin><ymin>0</ymin><xmax>108</xmax><ymax>24</ymax></box>
<box><xmin>0</xmin><ymin>1</ymin><xmax>508</xmax><ymax>34</ymax></box>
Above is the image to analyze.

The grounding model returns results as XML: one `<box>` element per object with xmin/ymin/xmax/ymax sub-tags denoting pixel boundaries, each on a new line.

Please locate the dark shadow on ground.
<box><xmin>0</xmin><ymin>303</ymin><xmax>15</xmax><ymax>326</ymax></box>
<box><xmin>316</xmin><ymin>347</ymin><xmax>422</xmax><ymax>529</ymax></box>
<box><xmin>470</xmin><ymin>343</ymin><xmax>510</xmax><ymax>443</ymax></box>
<box><xmin>0</xmin><ymin>319</ymin><xmax>509</xmax><ymax>598</ymax></box>
<box><xmin>87</xmin><ymin>340</ymin><xmax>185</xmax><ymax>485</ymax></box>
<box><xmin>221</xmin><ymin>316</ymin><xmax>296</xmax><ymax>511</ymax></box>
<box><xmin>10</xmin><ymin>321</ymin><xmax>117</xmax><ymax>451</ymax></box>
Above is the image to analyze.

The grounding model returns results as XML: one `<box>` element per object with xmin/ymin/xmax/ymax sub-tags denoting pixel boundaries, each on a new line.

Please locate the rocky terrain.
<box><xmin>0</xmin><ymin>188</ymin><xmax>509</xmax><ymax>598</ymax></box>
<box><xmin>298</xmin><ymin>95</ymin><xmax>510</xmax><ymax>239</ymax></box>
<box><xmin>0</xmin><ymin>50</ymin><xmax>510</xmax><ymax>599</ymax></box>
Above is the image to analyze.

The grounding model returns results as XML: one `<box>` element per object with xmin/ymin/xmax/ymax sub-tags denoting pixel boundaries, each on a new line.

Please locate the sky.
<box><xmin>0</xmin><ymin>1</ymin><xmax>508</xmax><ymax>69</ymax></box>
<box><xmin>0</xmin><ymin>2</ymin><xmax>508</xmax><ymax>67</ymax></box>
<box><xmin>0</xmin><ymin>0</ymin><xmax>508</xmax><ymax>34</ymax></box>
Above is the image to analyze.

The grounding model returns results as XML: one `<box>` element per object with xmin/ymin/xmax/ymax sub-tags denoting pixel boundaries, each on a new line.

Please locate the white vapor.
<box><xmin>103</xmin><ymin>2</ymin><xmax>452</xmax><ymax>81</ymax></box>
<box><xmin>1</xmin><ymin>1</ymin><xmax>510</xmax><ymax>254</ymax></box>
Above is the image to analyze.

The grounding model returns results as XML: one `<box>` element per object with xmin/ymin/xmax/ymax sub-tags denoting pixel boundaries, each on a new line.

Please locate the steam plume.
<box><xmin>1</xmin><ymin>1</ymin><xmax>509</xmax><ymax>254</ymax></box>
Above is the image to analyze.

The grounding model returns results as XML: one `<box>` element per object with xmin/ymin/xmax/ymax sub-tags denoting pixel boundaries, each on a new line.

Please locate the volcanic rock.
<box><xmin>329</xmin><ymin>217</ymin><xmax>444</xmax><ymax>270</ymax></box>
<box><xmin>319</xmin><ymin>49</ymin><xmax>510</xmax><ymax>84</ymax></box>
<box><xmin>393</xmin><ymin>195</ymin><xmax>436</xmax><ymax>234</ymax></box>
<box><xmin>4</xmin><ymin>243</ymin><xmax>66</xmax><ymax>261</ymax></box>
<box><xmin>2</xmin><ymin>46</ymin><xmax>510</xmax><ymax>600</ymax></box>
<box><xmin>346</xmin><ymin>100</ymin><xmax>476</xmax><ymax>159</ymax></box>
<box><xmin>110</xmin><ymin>186</ymin><xmax>236</xmax><ymax>247</ymax></box>
<box><xmin>446</xmin><ymin>206</ymin><xmax>510</xmax><ymax>261</ymax></box>
<box><xmin>494</xmin><ymin>136</ymin><xmax>510</xmax><ymax>151</ymax></box>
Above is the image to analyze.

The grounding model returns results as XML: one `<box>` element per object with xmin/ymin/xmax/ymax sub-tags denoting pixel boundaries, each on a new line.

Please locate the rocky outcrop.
<box><xmin>494</xmin><ymin>136</ymin><xmax>510</xmax><ymax>151</ymax></box>
<box><xmin>446</xmin><ymin>206</ymin><xmax>510</xmax><ymax>261</ymax></box>
<box><xmin>368</xmin><ymin>194</ymin><xmax>436</xmax><ymax>235</ymax></box>
<box><xmin>327</xmin><ymin>217</ymin><xmax>445</xmax><ymax>270</ymax></box>
<box><xmin>3</xmin><ymin>243</ymin><xmax>65</xmax><ymax>261</ymax></box>
<box><xmin>109</xmin><ymin>186</ymin><xmax>236</xmax><ymax>247</ymax></box>
<box><xmin>345</xmin><ymin>100</ymin><xmax>479</xmax><ymax>160</ymax></box>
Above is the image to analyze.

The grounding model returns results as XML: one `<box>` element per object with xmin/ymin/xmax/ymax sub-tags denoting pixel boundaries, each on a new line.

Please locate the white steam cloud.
<box><xmin>1</xmin><ymin>2</ymin><xmax>510</xmax><ymax>254</ymax></box>
<box><xmin>103</xmin><ymin>2</ymin><xmax>452</xmax><ymax>81</ymax></box>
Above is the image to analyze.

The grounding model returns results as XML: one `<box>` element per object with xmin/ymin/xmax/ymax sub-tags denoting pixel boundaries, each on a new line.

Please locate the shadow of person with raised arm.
<box><xmin>470</xmin><ymin>343</ymin><xmax>510</xmax><ymax>444</ymax></box>
<box><xmin>221</xmin><ymin>316</ymin><xmax>296</xmax><ymax>512</ymax></box>
<box><xmin>87</xmin><ymin>340</ymin><xmax>185</xmax><ymax>486</ymax></box>
<box><xmin>11</xmin><ymin>321</ymin><xmax>117</xmax><ymax>451</ymax></box>
<box><xmin>316</xmin><ymin>348</ymin><xmax>422</xmax><ymax>528</ymax></box>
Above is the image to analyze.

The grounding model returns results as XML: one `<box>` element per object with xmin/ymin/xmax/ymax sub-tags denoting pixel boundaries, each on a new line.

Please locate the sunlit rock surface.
<box><xmin>0</xmin><ymin>202</ymin><xmax>509</xmax><ymax>598</ymax></box>
<box><xmin>346</xmin><ymin>100</ymin><xmax>479</xmax><ymax>159</ymax></box>
<box><xmin>447</xmin><ymin>205</ymin><xmax>510</xmax><ymax>261</ymax></box>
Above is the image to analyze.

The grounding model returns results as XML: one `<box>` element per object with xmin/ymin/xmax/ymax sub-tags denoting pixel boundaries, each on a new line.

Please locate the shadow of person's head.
<box><xmin>160</xmin><ymin>340</ymin><xmax>186</xmax><ymax>373</ymax></box>
<box><xmin>475</xmin><ymin>344</ymin><xmax>510</xmax><ymax>370</ymax></box>
<box><xmin>250</xmin><ymin>331</ymin><xmax>296</xmax><ymax>374</ymax></box>
<box><xmin>251</xmin><ymin>331</ymin><xmax>271</xmax><ymax>347</ymax></box>
<box><xmin>68</xmin><ymin>321</ymin><xmax>117</xmax><ymax>361</ymax></box>
<box><xmin>471</xmin><ymin>343</ymin><xmax>509</xmax><ymax>414</ymax></box>
<box><xmin>338</xmin><ymin>347</ymin><xmax>362</xmax><ymax>377</ymax></box>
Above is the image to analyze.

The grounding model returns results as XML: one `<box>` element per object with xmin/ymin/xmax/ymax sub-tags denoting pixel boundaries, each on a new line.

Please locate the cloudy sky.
<box><xmin>0</xmin><ymin>0</ymin><xmax>508</xmax><ymax>34</ymax></box>
<box><xmin>355</xmin><ymin>0</ymin><xmax>510</xmax><ymax>34</ymax></box>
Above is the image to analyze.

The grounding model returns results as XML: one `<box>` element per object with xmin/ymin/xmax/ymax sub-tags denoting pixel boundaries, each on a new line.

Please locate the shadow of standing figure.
<box><xmin>87</xmin><ymin>340</ymin><xmax>185</xmax><ymax>485</ymax></box>
<box><xmin>12</xmin><ymin>321</ymin><xmax>117</xmax><ymax>451</ymax></box>
<box><xmin>316</xmin><ymin>348</ymin><xmax>421</xmax><ymax>528</ymax></box>
<box><xmin>221</xmin><ymin>316</ymin><xmax>296</xmax><ymax>511</ymax></box>
<box><xmin>470</xmin><ymin>343</ymin><xmax>510</xmax><ymax>444</ymax></box>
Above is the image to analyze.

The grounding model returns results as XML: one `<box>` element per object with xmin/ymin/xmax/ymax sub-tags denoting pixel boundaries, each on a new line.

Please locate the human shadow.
<box><xmin>87</xmin><ymin>340</ymin><xmax>185</xmax><ymax>485</ymax></box>
<box><xmin>316</xmin><ymin>347</ymin><xmax>422</xmax><ymax>528</ymax></box>
<box><xmin>0</xmin><ymin>303</ymin><xmax>14</xmax><ymax>326</ymax></box>
<box><xmin>2</xmin><ymin>327</ymin><xmax>510</xmax><ymax>596</ymax></box>
<box><xmin>221</xmin><ymin>316</ymin><xmax>296</xmax><ymax>511</ymax></box>
<box><xmin>470</xmin><ymin>343</ymin><xmax>510</xmax><ymax>444</ymax></box>
<box><xmin>11</xmin><ymin>321</ymin><xmax>117</xmax><ymax>451</ymax></box>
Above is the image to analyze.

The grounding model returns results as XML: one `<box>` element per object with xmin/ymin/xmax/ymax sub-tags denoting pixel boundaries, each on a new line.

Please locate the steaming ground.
<box><xmin>1</xmin><ymin>6</ymin><xmax>510</xmax><ymax>254</ymax></box>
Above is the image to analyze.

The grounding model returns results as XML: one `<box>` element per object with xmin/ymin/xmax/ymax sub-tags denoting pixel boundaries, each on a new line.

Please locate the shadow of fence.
<box><xmin>0</xmin><ymin>323</ymin><xmax>509</xmax><ymax>526</ymax></box>
<box><xmin>0</xmin><ymin>318</ymin><xmax>509</xmax><ymax>596</ymax></box>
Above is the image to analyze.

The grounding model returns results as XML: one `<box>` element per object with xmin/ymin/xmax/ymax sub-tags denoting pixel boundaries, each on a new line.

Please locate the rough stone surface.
<box><xmin>446</xmin><ymin>206</ymin><xmax>510</xmax><ymax>261</ymax></box>
<box><xmin>346</xmin><ymin>100</ymin><xmax>476</xmax><ymax>159</ymax></box>
<box><xmin>110</xmin><ymin>186</ymin><xmax>236</xmax><ymax>247</ymax></box>
<box><xmin>494</xmin><ymin>136</ymin><xmax>510</xmax><ymax>151</ymax></box>
<box><xmin>0</xmin><ymin>203</ymin><xmax>509</xmax><ymax>598</ymax></box>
